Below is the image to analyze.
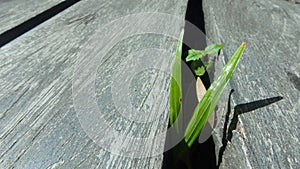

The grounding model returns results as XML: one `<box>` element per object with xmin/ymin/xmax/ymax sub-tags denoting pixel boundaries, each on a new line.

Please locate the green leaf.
<box><xmin>204</xmin><ymin>44</ymin><xmax>224</xmax><ymax>55</ymax></box>
<box><xmin>185</xmin><ymin>49</ymin><xmax>206</xmax><ymax>62</ymax></box>
<box><xmin>185</xmin><ymin>44</ymin><xmax>223</xmax><ymax>62</ymax></box>
<box><xmin>184</xmin><ymin>42</ymin><xmax>246</xmax><ymax>147</ymax></box>
<box><xmin>194</xmin><ymin>66</ymin><xmax>206</xmax><ymax>76</ymax></box>
<box><xmin>192</xmin><ymin>60</ymin><xmax>214</xmax><ymax>76</ymax></box>
<box><xmin>170</xmin><ymin>30</ymin><xmax>184</xmax><ymax>126</ymax></box>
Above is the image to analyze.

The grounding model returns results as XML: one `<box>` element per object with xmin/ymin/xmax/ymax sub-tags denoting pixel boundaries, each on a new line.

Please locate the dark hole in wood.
<box><xmin>0</xmin><ymin>0</ymin><xmax>81</xmax><ymax>48</ymax></box>
<box><xmin>162</xmin><ymin>0</ymin><xmax>218</xmax><ymax>168</ymax></box>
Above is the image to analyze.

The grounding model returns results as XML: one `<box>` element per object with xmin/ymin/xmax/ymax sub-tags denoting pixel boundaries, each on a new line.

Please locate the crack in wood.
<box><xmin>217</xmin><ymin>90</ymin><xmax>283</xmax><ymax>168</ymax></box>
<box><xmin>0</xmin><ymin>0</ymin><xmax>81</xmax><ymax>47</ymax></box>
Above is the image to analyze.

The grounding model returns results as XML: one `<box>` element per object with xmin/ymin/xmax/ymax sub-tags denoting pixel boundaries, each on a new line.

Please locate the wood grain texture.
<box><xmin>0</xmin><ymin>0</ymin><xmax>187</xmax><ymax>168</ymax></box>
<box><xmin>203</xmin><ymin>0</ymin><xmax>300</xmax><ymax>168</ymax></box>
<box><xmin>0</xmin><ymin>0</ymin><xmax>65</xmax><ymax>34</ymax></box>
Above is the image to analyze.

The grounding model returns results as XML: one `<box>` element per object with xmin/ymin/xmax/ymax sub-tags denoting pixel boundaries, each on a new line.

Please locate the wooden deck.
<box><xmin>0</xmin><ymin>0</ymin><xmax>64</xmax><ymax>34</ymax></box>
<box><xmin>0</xmin><ymin>0</ymin><xmax>187</xmax><ymax>168</ymax></box>
<box><xmin>0</xmin><ymin>0</ymin><xmax>299</xmax><ymax>168</ymax></box>
<box><xmin>203</xmin><ymin>0</ymin><xmax>300</xmax><ymax>168</ymax></box>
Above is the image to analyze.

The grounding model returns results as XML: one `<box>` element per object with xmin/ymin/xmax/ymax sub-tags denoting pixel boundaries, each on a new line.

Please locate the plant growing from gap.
<box><xmin>170</xmin><ymin>30</ymin><xmax>246</xmax><ymax>147</ymax></box>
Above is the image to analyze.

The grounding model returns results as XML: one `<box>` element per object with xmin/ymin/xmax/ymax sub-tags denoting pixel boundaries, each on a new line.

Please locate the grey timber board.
<box><xmin>0</xmin><ymin>0</ymin><xmax>187</xmax><ymax>168</ymax></box>
<box><xmin>203</xmin><ymin>0</ymin><xmax>300</xmax><ymax>168</ymax></box>
<box><xmin>0</xmin><ymin>0</ymin><xmax>65</xmax><ymax>34</ymax></box>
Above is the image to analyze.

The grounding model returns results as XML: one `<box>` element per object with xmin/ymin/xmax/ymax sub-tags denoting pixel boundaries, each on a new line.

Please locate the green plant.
<box><xmin>186</xmin><ymin>44</ymin><xmax>223</xmax><ymax>76</ymax></box>
<box><xmin>169</xmin><ymin>31</ymin><xmax>183</xmax><ymax>128</ymax></box>
<box><xmin>170</xmin><ymin>31</ymin><xmax>246</xmax><ymax>147</ymax></box>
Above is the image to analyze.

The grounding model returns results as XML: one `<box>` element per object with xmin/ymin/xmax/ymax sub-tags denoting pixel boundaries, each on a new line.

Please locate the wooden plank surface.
<box><xmin>0</xmin><ymin>0</ymin><xmax>65</xmax><ymax>34</ymax></box>
<box><xmin>0</xmin><ymin>0</ymin><xmax>187</xmax><ymax>168</ymax></box>
<box><xmin>203</xmin><ymin>0</ymin><xmax>300</xmax><ymax>168</ymax></box>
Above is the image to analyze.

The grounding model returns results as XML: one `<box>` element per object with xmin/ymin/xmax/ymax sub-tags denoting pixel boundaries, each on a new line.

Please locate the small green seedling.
<box><xmin>186</xmin><ymin>44</ymin><xmax>223</xmax><ymax>76</ymax></box>
<box><xmin>169</xmin><ymin>32</ymin><xmax>223</xmax><ymax>127</ymax></box>
<box><xmin>169</xmin><ymin>31</ymin><xmax>246</xmax><ymax>147</ymax></box>
<box><xmin>169</xmin><ymin>30</ymin><xmax>183</xmax><ymax>128</ymax></box>
<box><xmin>184</xmin><ymin>42</ymin><xmax>246</xmax><ymax>147</ymax></box>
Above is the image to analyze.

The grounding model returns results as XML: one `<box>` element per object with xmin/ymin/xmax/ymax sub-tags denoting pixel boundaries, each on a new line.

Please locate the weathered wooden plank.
<box><xmin>0</xmin><ymin>0</ymin><xmax>187</xmax><ymax>168</ymax></box>
<box><xmin>203</xmin><ymin>0</ymin><xmax>300</xmax><ymax>168</ymax></box>
<box><xmin>0</xmin><ymin>0</ymin><xmax>65</xmax><ymax>34</ymax></box>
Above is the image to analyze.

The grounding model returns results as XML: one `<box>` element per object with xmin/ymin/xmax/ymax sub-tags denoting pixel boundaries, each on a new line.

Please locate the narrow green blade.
<box><xmin>169</xmin><ymin>30</ymin><xmax>184</xmax><ymax>126</ymax></box>
<box><xmin>184</xmin><ymin>42</ymin><xmax>246</xmax><ymax>147</ymax></box>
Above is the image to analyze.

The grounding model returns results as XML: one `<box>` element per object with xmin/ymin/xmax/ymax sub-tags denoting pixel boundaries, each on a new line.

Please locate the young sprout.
<box><xmin>169</xmin><ymin>30</ymin><xmax>184</xmax><ymax>127</ymax></box>
<box><xmin>186</xmin><ymin>44</ymin><xmax>223</xmax><ymax>76</ymax></box>
<box><xmin>184</xmin><ymin>42</ymin><xmax>246</xmax><ymax>147</ymax></box>
<box><xmin>169</xmin><ymin>29</ymin><xmax>246</xmax><ymax>148</ymax></box>
<box><xmin>170</xmin><ymin>41</ymin><xmax>223</xmax><ymax>127</ymax></box>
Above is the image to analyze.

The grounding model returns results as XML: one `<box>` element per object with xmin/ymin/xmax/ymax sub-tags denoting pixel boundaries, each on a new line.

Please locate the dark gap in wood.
<box><xmin>0</xmin><ymin>0</ymin><xmax>81</xmax><ymax>48</ymax></box>
<box><xmin>162</xmin><ymin>0</ymin><xmax>217</xmax><ymax>168</ymax></box>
